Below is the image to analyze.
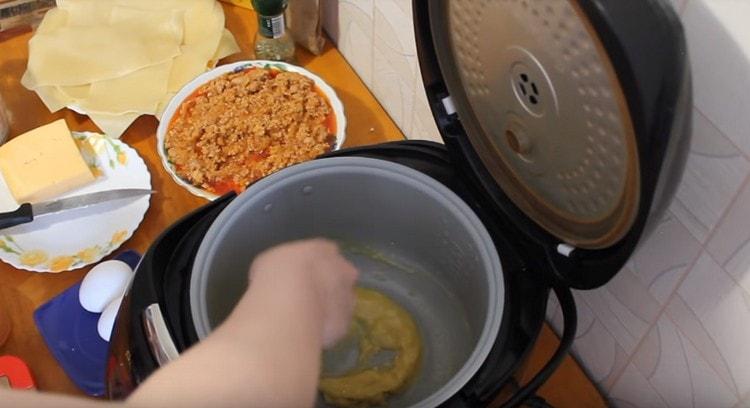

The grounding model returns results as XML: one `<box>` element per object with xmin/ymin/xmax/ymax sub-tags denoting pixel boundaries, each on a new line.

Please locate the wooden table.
<box><xmin>0</xmin><ymin>3</ymin><xmax>605</xmax><ymax>407</ymax></box>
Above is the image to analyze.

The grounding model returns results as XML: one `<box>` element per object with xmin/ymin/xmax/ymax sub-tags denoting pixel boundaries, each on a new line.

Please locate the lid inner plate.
<box><xmin>439</xmin><ymin>0</ymin><xmax>640</xmax><ymax>249</ymax></box>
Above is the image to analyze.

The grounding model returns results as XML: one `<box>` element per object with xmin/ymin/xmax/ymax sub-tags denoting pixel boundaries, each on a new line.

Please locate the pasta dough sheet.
<box><xmin>167</xmin><ymin>1</ymin><xmax>225</xmax><ymax>92</ymax></box>
<box><xmin>27</xmin><ymin>15</ymin><xmax>183</xmax><ymax>86</ymax></box>
<box><xmin>22</xmin><ymin>0</ymin><xmax>239</xmax><ymax>138</ymax></box>
<box><xmin>211</xmin><ymin>29</ymin><xmax>242</xmax><ymax>66</ymax></box>
<box><xmin>80</xmin><ymin>61</ymin><xmax>173</xmax><ymax>115</ymax></box>
<box><xmin>88</xmin><ymin>112</ymin><xmax>142</xmax><ymax>139</ymax></box>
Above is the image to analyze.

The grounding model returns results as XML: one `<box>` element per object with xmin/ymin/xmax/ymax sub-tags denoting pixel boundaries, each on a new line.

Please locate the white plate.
<box><xmin>156</xmin><ymin>60</ymin><xmax>347</xmax><ymax>201</ymax></box>
<box><xmin>0</xmin><ymin>132</ymin><xmax>151</xmax><ymax>272</ymax></box>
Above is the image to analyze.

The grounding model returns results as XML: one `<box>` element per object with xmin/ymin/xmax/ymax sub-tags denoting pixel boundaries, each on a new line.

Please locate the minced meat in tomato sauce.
<box><xmin>165</xmin><ymin>68</ymin><xmax>335</xmax><ymax>195</ymax></box>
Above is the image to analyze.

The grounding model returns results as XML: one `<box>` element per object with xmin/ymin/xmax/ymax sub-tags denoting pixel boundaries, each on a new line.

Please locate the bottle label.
<box><xmin>258</xmin><ymin>13</ymin><xmax>285</xmax><ymax>39</ymax></box>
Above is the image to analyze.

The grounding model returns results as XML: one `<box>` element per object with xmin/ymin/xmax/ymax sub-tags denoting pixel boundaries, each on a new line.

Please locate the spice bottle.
<box><xmin>252</xmin><ymin>0</ymin><xmax>296</xmax><ymax>62</ymax></box>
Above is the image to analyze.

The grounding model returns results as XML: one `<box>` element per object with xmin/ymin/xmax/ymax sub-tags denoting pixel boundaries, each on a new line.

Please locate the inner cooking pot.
<box><xmin>190</xmin><ymin>157</ymin><xmax>504</xmax><ymax>408</ymax></box>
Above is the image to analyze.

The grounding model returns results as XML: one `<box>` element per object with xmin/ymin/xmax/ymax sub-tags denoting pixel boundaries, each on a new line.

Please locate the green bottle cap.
<box><xmin>251</xmin><ymin>0</ymin><xmax>287</xmax><ymax>16</ymax></box>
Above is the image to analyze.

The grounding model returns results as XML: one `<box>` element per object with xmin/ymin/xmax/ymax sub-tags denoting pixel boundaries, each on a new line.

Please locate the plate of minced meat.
<box><xmin>157</xmin><ymin>60</ymin><xmax>346</xmax><ymax>200</ymax></box>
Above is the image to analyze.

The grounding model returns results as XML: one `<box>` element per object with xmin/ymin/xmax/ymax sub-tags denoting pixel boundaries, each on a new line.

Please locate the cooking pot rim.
<box><xmin>190</xmin><ymin>156</ymin><xmax>505</xmax><ymax>407</ymax></box>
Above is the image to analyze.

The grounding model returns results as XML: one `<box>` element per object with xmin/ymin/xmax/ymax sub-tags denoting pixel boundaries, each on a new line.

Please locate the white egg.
<box><xmin>98</xmin><ymin>295</ymin><xmax>123</xmax><ymax>342</ymax></box>
<box><xmin>79</xmin><ymin>260</ymin><xmax>133</xmax><ymax>313</ymax></box>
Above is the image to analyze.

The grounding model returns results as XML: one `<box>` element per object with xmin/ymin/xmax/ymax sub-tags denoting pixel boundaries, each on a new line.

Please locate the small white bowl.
<box><xmin>156</xmin><ymin>60</ymin><xmax>347</xmax><ymax>201</ymax></box>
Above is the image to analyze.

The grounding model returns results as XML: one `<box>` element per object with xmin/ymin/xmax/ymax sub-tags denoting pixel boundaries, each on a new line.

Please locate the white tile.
<box><xmin>331</xmin><ymin>0</ymin><xmax>374</xmax><ymax>87</ymax></box>
<box><xmin>666</xmin><ymin>294</ymin><xmax>738</xmax><ymax>401</ymax></box>
<box><xmin>680</xmin><ymin>253</ymin><xmax>737</xmax><ymax>318</ymax></box>
<box><xmin>682</xmin><ymin>0</ymin><xmax>750</xmax><ymax>157</ymax></box>
<box><xmin>610</xmin><ymin>364</ymin><xmax>668</xmax><ymax>408</ymax></box>
<box><xmin>409</xmin><ymin>74</ymin><xmax>441</xmax><ymax>142</ymax></box>
<box><xmin>546</xmin><ymin>288</ymin><xmax>577</xmax><ymax>338</ymax></box>
<box><xmin>565</xmin><ymin>294</ymin><xmax>629</xmax><ymax>389</ymax></box>
<box><xmin>641</xmin><ymin>317</ymin><xmax>695</xmax><ymax>407</ymax></box>
<box><xmin>630</xmin><ymin>212</ymin><xmax>702</xmax><ymax>304</ymax></box>
<box><xmin>572</xmin><ymin>318</ymin><xmax>630</xmax><ymax>390</ymax></box>
<box><xmin>733</xmin><ymin>391</ymin><xmax>750</xmax><ymax>408</ymax></box>
<box><xmin>648</xmin><ymin>261</ymin><xmax>686</xmax><ymax>304</ymax></box>
<box><xmin>575</xmin><ymin>267</ymin><xmax>660</xmax><ymax>354</ymax></box>
<box><xmin>321</xmin><ymin>0</ymin><xmax>339</xmax><ymax>41</ymax></box>
<box><xmin>669</xmin><ymin>108</ymin><xmax>750</xmax><ymax>243</ymax></box>
<box><xmin>371</xmin><ymin>0</ymin><xmax>417</xmax><ymax>134</ymax></box>
<box><xmin>545</xmin><ymin>290</ymin><xmax>560</xmax><ymax>326</ymax></box>
<box><xmin>630</xmin><ymin>313</ymin><xmax>738</xmax><ymax>408</ymax></box>
<box><xmin>675</xmin><ymin>252</ymin><xmax>750</xmax><ymax>397</ymax></box>
<box><xmin>650</xmin><ymin>316</ymin><xmax>737</xmax><ymax>408</ymax></box>
<box><xmin>630</xmin><ymin>314</ymin><xmax>661</xmax><ymax>378</ymax></box>
<box><xmin>708</xmin><ymin>180</ymin><xmax>750</xmax><ymax>295</ymax></box>
<box><xmin>371</xmin><ymin>45</ymin><xmax>416</xmax><ymax>133</ymax></box>
<box><xmin>686</xmin><ymin>336</ymin><xmax>741</xmax><ymax>408</ymax></box>
<box><xmin>573</xmin><ymin>289</ymin><xmax>597</xmax><ymax>338</ymax></box>
<box><xmin>669</xmin><ymin>199</ymin><xmax>706</xmax><ymax>245</ymax></box>
<box><xmin>373</xmin><ymin>0</ymin><xmax>416</xmax><ymax>66</ymax></box>
<box><xmin>701</xmin><ymin>1</ymin><xmax>750</xmax><ymax>62</ymax></box>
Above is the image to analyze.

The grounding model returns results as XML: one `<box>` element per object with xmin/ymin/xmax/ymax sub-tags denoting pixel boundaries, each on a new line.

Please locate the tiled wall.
<box><xmin>320</xmin><ymin>0</ymin><xmax>440</xmax><ymax>143</ymax></box>
<box><xmin>323</xmin><ymin>0</ymin><xmax>750</xmax><ymax>406</ymax></box>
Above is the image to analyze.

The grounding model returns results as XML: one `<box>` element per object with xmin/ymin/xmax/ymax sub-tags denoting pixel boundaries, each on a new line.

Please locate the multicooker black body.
<box><xmin>107</xmin><ymin>1</ymin><xmax>691</xmax><ymax>406</ymax></box>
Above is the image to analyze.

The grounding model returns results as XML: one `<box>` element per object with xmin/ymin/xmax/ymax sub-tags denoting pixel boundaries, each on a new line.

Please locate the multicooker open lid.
<box><xmin>414</xmin><ymin>0</ymin><xmax>692</xmax><ymax>289</ymax></box>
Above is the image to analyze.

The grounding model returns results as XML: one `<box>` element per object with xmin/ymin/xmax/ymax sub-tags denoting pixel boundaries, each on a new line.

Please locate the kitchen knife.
<box><xmin>0</xmin><ymin>188</ymin><xmax>153</xmax><ymax>230</ymax></box>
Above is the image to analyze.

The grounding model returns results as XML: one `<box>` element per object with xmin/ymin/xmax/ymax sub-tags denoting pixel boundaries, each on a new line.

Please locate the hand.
<box><xmin>127</xmin><ymin>239</ymin><xmax>358</xmax><ymax>408</ymax></box>
<box><xmin>250</xmin><ymin>239</ymin><xmax>358</xmax><ymax>348</ymax></box>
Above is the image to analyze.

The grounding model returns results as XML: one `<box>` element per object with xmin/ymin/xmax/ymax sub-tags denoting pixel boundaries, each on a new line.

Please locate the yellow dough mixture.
<box><xmin>319</xmin><ymin>287</ymin><xmax>422</xmax><ymax>407</ymax></box>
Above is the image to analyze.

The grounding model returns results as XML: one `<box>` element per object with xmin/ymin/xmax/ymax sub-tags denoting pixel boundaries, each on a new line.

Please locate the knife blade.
<box><xmin>0</xmin><ymin>188</ymin><xmax>153</xmax><ymax>230</ymax></box>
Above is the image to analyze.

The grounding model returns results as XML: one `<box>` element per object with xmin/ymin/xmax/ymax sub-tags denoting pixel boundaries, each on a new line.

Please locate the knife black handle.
<box><xmin>0</xmin><ymin>203</ymin><xmax>33</xmax><ymax>230</ymax></box>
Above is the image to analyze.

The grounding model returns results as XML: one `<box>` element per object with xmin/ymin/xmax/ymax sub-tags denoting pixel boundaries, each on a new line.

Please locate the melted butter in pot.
<box><xmin>319</xmin><ymin>287</ymin><xmax>422</xmax><ymax>407</ymax></box>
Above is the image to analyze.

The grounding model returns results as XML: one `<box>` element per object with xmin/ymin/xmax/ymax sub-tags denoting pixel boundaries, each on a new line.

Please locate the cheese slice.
<box><xmin>0</xmin><ymin>119</ymin><xmax>95</xmax><ymax>203</ymax></box>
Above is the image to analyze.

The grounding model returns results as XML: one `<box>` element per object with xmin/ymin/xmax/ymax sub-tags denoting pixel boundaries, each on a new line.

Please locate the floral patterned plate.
<box><xmin>0</xmin><ymin>132</ymin><xmax>151</xmax><ymax>272</ymax></box>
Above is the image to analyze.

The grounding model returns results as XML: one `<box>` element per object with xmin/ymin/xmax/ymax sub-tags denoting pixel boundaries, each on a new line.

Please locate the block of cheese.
<box><xmin>0</xmin><ymin>119</ymin><xmax>94</xmax><ymax>203</ymax></box>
